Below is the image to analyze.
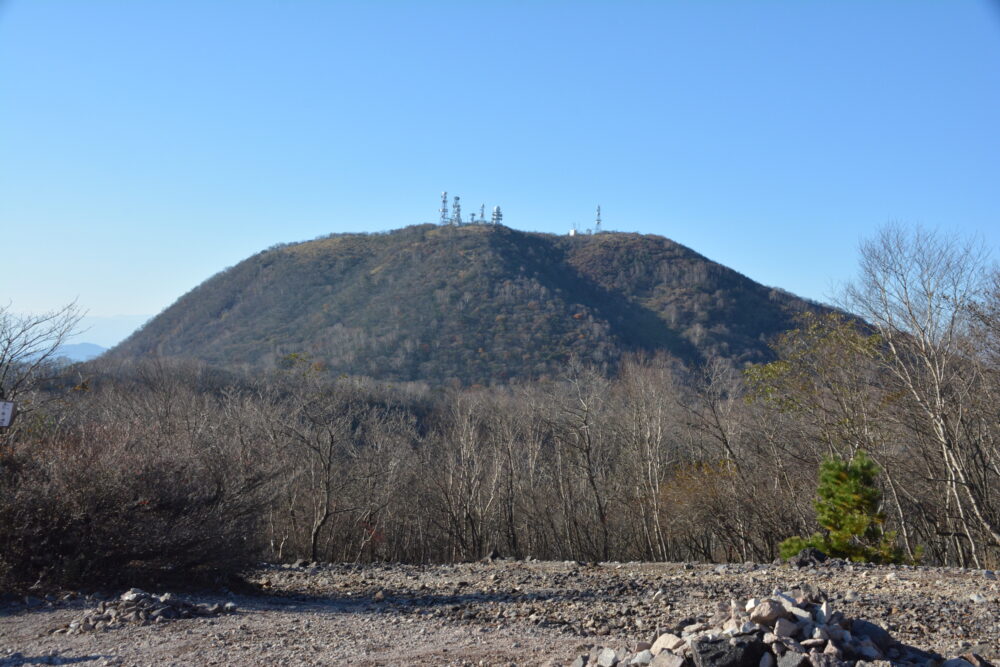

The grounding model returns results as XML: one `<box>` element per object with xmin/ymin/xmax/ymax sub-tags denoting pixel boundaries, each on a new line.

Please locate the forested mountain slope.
<box><xmin>111</xmin><ymin>224</ymin><xmax>827</xmax><ymax>384</ymax></box>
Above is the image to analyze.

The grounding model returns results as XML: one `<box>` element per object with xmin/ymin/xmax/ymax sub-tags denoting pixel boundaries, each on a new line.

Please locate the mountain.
<box><xmin>77</xmin><ymin>314</ymin><xmax>153</xmax><ymax>348</ymax></box>
<box><xmin>110</xmin><ymin>224</ymin><xmax>828</xmax><ymax>385</ymax></box>
<box><xmin>56</xmin><ymin>342</ymin><xmax>107</xmax><ymax>362</ymax></box>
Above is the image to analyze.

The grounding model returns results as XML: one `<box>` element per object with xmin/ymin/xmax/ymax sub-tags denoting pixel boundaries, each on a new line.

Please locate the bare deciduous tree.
<box><xmin>0</xmin><ymin>302</ymin><xmax>83</xmax><ymax>403</ymax></box>
<box><xmin>844</xmin><ymin>224</ymin><xmax>1000</xmax><ymax>561</ymax></box>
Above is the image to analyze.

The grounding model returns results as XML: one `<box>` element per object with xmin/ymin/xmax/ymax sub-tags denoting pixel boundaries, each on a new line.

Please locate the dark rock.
<box><xmin>896</xmin><ymin>645</ymin><xmax>942</xmax><ymax>665</ymax></box>
<box><xmin>850</xmin><ymin>619</ymin><xmax>893</xmax><ymax>652</ymax></box>
<box><xmin>690</xmin><ymin>635</ymin><xmax>766</xmax><ymax>667</ymax></box>
<box><xmin>806</xmin><ymin>654</ymin><xmax>845</xmax><ymax>667</ymax></box>
<box><xmin>960</xmin><ymin>654</ymin><xmax>996</xmax><ymax>667</ymax></box>
<box><xmin>789</xmin><ymin>548</ymin><xmax>828</xmax><ymax>568</ymax></box>
<box><xmin>941</xmin><ymin>660</ymin><xmax>976</xmax><ymax>667</ymax></box>
<box><xmin>675</xmin><ymin>617</ymin><xmax>698</xmax><ymax>632</ymax></box>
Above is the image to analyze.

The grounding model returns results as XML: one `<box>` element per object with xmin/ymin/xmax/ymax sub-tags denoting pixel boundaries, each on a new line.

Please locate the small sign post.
<box><xmin>0</xmin><ymin>401</ymin><xmax>16</xmax><ymax>429</ymax></box>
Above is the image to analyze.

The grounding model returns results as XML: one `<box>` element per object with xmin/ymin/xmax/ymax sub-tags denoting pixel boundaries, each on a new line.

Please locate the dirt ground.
<box><xmin>2</xmin><ymin>560</ymin><xmax>998</xmax><ymax>666</ymax></box>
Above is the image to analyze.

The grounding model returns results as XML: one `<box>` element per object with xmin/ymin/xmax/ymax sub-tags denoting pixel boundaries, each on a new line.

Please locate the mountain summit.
<box><xmin>112</xmin><ymin>224</ymin><xmax>823</xmax><ymax>385</ymax></box>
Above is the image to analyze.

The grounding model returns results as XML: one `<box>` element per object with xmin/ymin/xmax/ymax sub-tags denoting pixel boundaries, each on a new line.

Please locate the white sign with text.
<box><xmin>0</xmin><ymin>402</ymin><xmax>16</xmax><ymax>428</ymax></box>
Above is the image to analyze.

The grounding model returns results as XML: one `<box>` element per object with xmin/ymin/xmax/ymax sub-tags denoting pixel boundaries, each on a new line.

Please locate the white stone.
<box><xmin>631</xmin><ymin>650</ymin><xmax>654</xmax><ymax>665</ymax></box>
<box><xmin>597</xmin><ymin>647</ymin><xmax>619</xmax><ymax>667</ymax></box>
<box><xmin>650</xmin><ymin>653</ymin><xmax>687</xmax><ymax>667</ymax></box>
<box><xmin>815</xmin><ymin>601</ymin><xmax>830</xmax><ymax>625</ymax></box>
<box><xmin>682</xmin><ymin>622</ymin><xmax>706</xmax><ymax>635</ymax></box>
<box><xmin>788</xmin><ymin>606</ymin><xmax>811</xmax><ymax>621</ymax></box>
<box><xmin>774</xmin><ymin>617</ymin><xmax>798</xmax><ymax>638</ymax></box>
<box><xmin>650</xmin><ymin>633</ymin><xmax>685</xmax><ymax>655</ymax></box>
<box><xmin>750</xmin><ymin>599</ymin><xmax>789</xmax><ymax>625</ymax></box>
<box><xmin>772</xmin><ymin>590</ymin><xmax>798</xmax><ymax>610</ymax></box>
<box><xmin>120</xmin><ymin>589</ymin><xmax>147</xmax><ymax>602</ymax></box>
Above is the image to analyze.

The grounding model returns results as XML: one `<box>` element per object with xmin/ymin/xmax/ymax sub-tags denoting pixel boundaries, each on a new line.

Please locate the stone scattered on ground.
<box><xmin>2</xmin><ymin>558</ymin><xmax>999</xmax><ymax>666</ymax></box>
<box><xmin>49</xmin><ymin>588</ymin><xmax>237</xmax><ymax>635</ymax></box>
<box><xmin>575</xmin><ymin>582</ymin><xmax>996</xmax><ymax>667</ymax></box>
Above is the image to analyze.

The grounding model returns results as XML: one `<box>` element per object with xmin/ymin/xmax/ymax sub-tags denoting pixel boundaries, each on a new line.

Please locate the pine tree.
<box><xmin>779</xmin><ymin>451</ymin><xmax>905</xmax><ymax>563</ymax></box>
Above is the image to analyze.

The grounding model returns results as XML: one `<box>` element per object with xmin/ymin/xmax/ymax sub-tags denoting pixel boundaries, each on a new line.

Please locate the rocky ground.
<box><xmin>1</xmin><ymin>559</ymin><xmax>998</xmax><ymax>666</ymax></box>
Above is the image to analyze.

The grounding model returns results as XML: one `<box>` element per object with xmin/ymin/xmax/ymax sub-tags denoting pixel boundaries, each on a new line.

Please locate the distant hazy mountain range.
<box><xmin>110</xmin><ymin>224</ymin><xmax>832</xmax><ymax>385</ymax></box>
<box><xmin>77</xmin><ymin>314</ymin><xmax>152</xmax><ymax>349</ymax></box>
<box><xmin>56</xmin><ymin>342</ymin><xmax>107</xmax><ymax>362</ymax></box>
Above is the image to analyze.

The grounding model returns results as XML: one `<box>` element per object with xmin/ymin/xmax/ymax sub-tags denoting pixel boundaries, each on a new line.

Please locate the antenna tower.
<box><xmin>491</xmin><ymin>205</ymin><xmax>502</xmax><ymax>225</ymax></box>
<box><xmin>595</xmin><ymin>205</ymin><xmax>602</xmax><ymax>232</ymax></box>
<box><xmin>479</xmin><ymin>204</ymin><xmax>485</xmax><ymax>223</ymax></box>
<box><xmin>440</xmin><ymin>192</ymin><xmax>449</xmax><ymax>224</ymax></box>
<box><xmin>452</xmin><ymin>196</ymin><xmax>462</xmax><ymax>224</ymax></box>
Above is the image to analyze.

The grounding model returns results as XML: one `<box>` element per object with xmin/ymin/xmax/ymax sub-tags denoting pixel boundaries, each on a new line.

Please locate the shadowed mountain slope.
<box><xmin>111</xmin><ymin>224</ymin><xmax>827</xmax><ymax>385</ymax></box>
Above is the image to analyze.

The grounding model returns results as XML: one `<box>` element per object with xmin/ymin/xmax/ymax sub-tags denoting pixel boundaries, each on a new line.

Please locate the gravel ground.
<box><xmin>2</xmin><ymin>560</ymin><xmax>998</xmax><ymax>666</ymax></box>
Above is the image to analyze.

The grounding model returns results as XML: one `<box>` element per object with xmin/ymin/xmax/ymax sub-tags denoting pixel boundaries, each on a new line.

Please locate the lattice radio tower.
<box><xmin>452</xmin><ymin>196</ymin><xmax>462</xmax><ymax>224</ymax></box>
<box><xmin>595</xmin><ymin>205</ymin><xmax>602</xmax><ymax>232</ymax></box>
<box><xmin>439</xmin><ymin>192</ymin><xmax>449</xmax><ymax>224</ymax></box>
<box><xmin>491</xmin><ymin>206</ymin><xmax>503</xmax><ymax>225</ymax></box>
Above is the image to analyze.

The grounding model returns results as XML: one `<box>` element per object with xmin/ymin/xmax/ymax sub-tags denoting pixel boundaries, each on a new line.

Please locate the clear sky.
<box><xmin>2</xmin><ymin>1</ymin><xmax>999</xmax><ymax>346</ymax></box>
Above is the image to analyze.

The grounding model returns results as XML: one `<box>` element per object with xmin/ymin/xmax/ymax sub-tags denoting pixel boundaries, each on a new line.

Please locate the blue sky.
<box><xmin>2</xmin><ymin>1</ymin><xmax>999</xmax><ymax>346</ymax></box>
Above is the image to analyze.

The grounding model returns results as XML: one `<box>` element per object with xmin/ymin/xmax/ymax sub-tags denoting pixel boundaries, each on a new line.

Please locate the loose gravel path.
<box><xmin>2</xmin><ymin>560</ymin><xmax>998</xmax><ymax>666</ymax></box>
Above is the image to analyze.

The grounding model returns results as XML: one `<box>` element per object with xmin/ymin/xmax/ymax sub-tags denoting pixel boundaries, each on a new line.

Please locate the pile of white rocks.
<box><xmin>50</xmin><ymin>588</ymin><xmax>237</xmax><ymax>635</ymax></box>
<box><xmin>569</xmin><ymin>585</ymin><xmax>995</xmax><ymax>667</ymax></box>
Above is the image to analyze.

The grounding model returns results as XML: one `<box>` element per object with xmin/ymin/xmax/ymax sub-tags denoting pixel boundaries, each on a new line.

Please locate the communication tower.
<box><xmin>452</xmin><ymin>196</ymin><xmax>462</xmax><ymax>224</ymax></box>
<box><xmin>440</xmin><ymin>192</ymin><xmax>449</xmax><ymax>225</ymax></box>
<box><xmin>595</xmin><ymin>205</ymin><xmax>602</xmax><ymax>232</ymax></box>
<box><xmin>491</xmin><ymin>206</ymin><xmax>503</xmax><ymax>225</ymax></box>
<box><xmin>479</xmin><ymin>204</ymin><xmax>486</xmax><ymax>223</ymax></box>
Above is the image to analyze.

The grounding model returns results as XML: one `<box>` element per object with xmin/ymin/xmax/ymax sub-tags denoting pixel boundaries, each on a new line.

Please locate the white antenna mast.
<box><xmin>595</xmin><ymin>205</ymin><xmax>602</xmax><ymax>232</ymax></box>
<box><xmin>440</xmin><ymin>192</ymin><xmax>449</xmax><ymax>225</ymax></box>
